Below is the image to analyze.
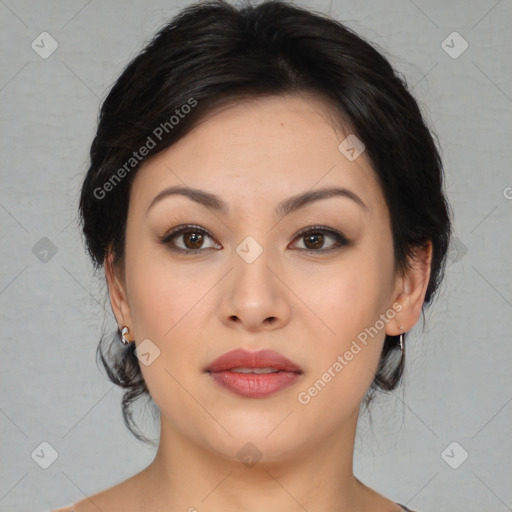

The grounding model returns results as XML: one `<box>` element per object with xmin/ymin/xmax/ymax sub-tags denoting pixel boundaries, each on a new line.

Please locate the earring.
<box><xmin>121</xmin><ymin>326</ymin><xmax>131</xmax><ymax>345</ymax></box>
<box><xmin>398</xmin><ymin>325</ymin><xmax>405</xmax><ymax>352</ymax></box>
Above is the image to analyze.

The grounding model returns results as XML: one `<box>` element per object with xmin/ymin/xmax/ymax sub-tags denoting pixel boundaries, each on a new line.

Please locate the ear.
<box><xmin>386</xmin><ymin>240</ymin><xmax>432</xmax><ymax>336</ymax></box>
<box><xmin>104</xmin><ymin>249</ymin><xmax>134</xmax><ymax>337</ymax></box>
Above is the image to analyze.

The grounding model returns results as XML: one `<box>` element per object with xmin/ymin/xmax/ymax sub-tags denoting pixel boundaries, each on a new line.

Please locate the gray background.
<box><xmin>1</xmin><ymin>0</ymin><xmax>511</xmax><ymax>511</ymax></box>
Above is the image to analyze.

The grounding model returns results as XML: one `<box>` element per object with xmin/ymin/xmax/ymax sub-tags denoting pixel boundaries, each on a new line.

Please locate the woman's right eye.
<box><xmin>160</xmin><ymin>224</ymin><xmax>222</xmax><ymax>254</ymax></box>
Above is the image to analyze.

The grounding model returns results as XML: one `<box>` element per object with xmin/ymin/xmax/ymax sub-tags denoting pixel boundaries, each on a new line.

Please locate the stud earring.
<box><xmin>121</xmin><ymin>326</ymin><xmax>131</xmax><ymax>345</ymax></box>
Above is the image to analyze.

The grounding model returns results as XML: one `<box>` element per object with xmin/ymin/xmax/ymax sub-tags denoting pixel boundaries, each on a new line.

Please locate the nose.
<box><xmin>218</xmin><ymin>245</ymin><xmax>292</xmax><ymax>333</ymax></box>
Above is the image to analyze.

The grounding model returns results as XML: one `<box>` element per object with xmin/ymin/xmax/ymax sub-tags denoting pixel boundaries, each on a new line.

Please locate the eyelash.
<box><xmin>159</xmin><ymin>224</ymin><xmax>350</xmax><ymax>255</ymax></box>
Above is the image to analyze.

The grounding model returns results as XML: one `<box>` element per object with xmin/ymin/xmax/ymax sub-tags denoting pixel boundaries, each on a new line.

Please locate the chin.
<box><xmin>197</xmin><ymin>415</ymin><xmax>310</xmax><ymax>465</ymax></box>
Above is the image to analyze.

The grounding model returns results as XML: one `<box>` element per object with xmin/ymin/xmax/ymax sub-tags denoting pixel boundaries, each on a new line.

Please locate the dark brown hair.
<box><xmin>79</xmin><ymin>0</ymin><xmax>452</xmax><ymax>443</ymax></box>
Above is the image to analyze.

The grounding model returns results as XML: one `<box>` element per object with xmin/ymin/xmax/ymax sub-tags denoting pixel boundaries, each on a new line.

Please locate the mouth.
<box><xmin>205</xmin><ymin>349</ymin><xmax>303</xmax><ymax>398</ymax></box>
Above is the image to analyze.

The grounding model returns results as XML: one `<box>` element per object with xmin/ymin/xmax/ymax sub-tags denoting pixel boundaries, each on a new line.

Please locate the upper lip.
<box><xmin>205</xmin><ymin>348</ymin><xmax>303</xmax><ymax>373</ymax></box>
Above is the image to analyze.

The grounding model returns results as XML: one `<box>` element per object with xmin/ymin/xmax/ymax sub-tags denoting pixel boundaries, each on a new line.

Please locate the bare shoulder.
<box><xmin>354</xmin><ymin>477</ymin><xmax>414</xmax><ymax>512</ymax></box>
<box><xmin>71</xmin><ymin>467</ymin><xmax>151</xmax><ymax>512</ymax></box>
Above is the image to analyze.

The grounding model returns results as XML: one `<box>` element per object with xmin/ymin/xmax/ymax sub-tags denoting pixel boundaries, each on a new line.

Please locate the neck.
<box><xmin>141</xmin><ymin>409</ymin><xmax>372</xmax><ymax>512</ymax></box>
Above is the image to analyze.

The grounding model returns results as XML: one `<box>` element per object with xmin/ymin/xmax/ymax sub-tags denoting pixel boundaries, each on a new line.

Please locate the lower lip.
<box><xmin>208</xmin><ymin>370</ymin><xmax>302</xmax><ymax>398</ymax></box>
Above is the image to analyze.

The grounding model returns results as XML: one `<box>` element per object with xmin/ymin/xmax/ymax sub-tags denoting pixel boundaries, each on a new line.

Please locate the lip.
<box><xmin>205</xmin><ymin>348</ymin><xmax>303</xmax><ymax>398</ymax></box>
<box><xmin>205</xmin><ymin>348</ymin><xmax>303</xmax><ymax>373</ymax></box>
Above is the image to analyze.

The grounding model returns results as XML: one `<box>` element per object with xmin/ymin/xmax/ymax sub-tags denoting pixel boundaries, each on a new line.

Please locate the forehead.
<box><xmin>131</xmin><ymin>94</ymin><xmax>386</xmax><ymax>217</ymax></box>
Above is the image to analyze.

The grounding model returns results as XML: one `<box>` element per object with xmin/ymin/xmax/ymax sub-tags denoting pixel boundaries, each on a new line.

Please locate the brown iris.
<box><xmin>183</xmin><ymin>231</ymin><xmax>205</xmax><ymax>249</ymax></box>
<box><xmin>303</xmin><ymin>232</ymin><xmax>324</xmax><ymax>250</ymax></box>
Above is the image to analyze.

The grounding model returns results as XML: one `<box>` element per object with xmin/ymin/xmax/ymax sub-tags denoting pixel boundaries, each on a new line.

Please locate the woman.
<box><xmin>53</xmin><ymin>0</ymin><xmax>451</xmax><ymax>510</ymax></box>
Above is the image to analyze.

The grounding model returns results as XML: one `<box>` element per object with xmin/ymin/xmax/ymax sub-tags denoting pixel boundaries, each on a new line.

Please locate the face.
<box><xmin>108</xmin><ymin>94</ymin><xmax>421</xmax><ymax>464</ymax></box>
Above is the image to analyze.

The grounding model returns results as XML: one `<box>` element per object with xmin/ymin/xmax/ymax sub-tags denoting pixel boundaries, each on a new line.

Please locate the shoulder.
<box><xmin>47</xmin><ymin>481</ymin><xmax>136</xmax><ymax>512</ymax></box>
<box><xmin>59</xmin><ymin>466</ymin><xmax>152</xmax><ymax>512</ymax></box>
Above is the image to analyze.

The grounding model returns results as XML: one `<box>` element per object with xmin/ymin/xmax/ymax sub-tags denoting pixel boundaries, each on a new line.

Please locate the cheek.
<box><xmin>296</xmin><ymin>253</ymin><xmax>391</xmax><ymax>338</ymax></box>
<box><xmin>123</xmin><ymin>243</ymin><xmax>213</xmax><ymax>393</ymax></box>
<box><xmin>293</xmin><ymin>272</ymin><xmax>389</xmax><ymax>423</ymax></box>
<box><xmin>291</xmin><ymin>251</ymin><xmax>393</xmax><ymax>400</ymax></box>
<box><xmin>124</xmin><ymin>232</ymin><xmax>203</xmax><ymax>335</ymax></box>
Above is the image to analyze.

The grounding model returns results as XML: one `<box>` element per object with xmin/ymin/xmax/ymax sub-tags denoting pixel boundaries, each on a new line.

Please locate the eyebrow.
<box><xmin>146</xmin><ymin>184</ymin><xmax>367</xmax><ymax>217</ymax></box>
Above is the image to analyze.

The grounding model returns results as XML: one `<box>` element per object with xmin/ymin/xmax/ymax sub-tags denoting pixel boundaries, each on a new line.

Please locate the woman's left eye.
<box><xmin>160</xmin><ymin>224</ymin><xmax>349</xmax><ymax>254</ymax></box>
<box><xmin>290</xmin><ymin>226</ymin><xmax>350</xmax><ymax>253</ymax></box>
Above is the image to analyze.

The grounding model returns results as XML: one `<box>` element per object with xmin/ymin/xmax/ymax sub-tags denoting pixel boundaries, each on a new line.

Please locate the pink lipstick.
<box><xmin>205</xmin><ymin>348</ymin><xmax>303</xmax><ymax>398</ymax></box>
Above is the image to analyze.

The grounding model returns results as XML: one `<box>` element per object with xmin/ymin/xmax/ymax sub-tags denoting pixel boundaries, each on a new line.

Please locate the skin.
<box><xmin>75</xmin><ymin>93</ymin><xmax>431</xmax><ymax>512</ymax></box>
